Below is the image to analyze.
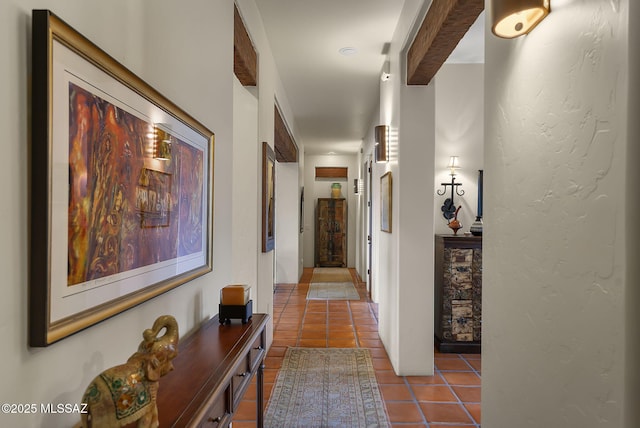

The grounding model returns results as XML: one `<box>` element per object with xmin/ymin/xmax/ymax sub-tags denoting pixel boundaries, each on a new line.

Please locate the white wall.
<box><xmin>234</xmin><ymin>0</ymin><xmax>303</xmax><ymax>320</ymax></box>
<box><xmin>303</xmin><ymin>154</ymin><xmax>359</xmax><ymax>268</ymax></box>
<box><xmin>483</xmin><ymin>0</ymin><xmax>635</xmax><ymax>426</ymax></box>
<box><xmin>353</xmin><ymin>152</ymin><xmax>368</xmax><ymax>282</ymax></box>
<box><xmin>275</xmin><ymin>162</ymin><xmax>300</xmax><ymax>283</ymax></box>
<box><xmin>357</xmin><ymin>140</ymin><xmax>376</xmax><ymax>294</ymax></box>
<box><xmin>626</xmin><ymin>2</ymin><xmax>640</xmax><ymax>425</ymax></box>
<box><xmin>0</xmin><ymin>1</ymin><xmax>235</xmax><ymax>427</ymax></box>
<box><xmin>434</xmin><ymin>64</ymin><xmax>484</xmax><ymax>234</ymax></box>
<box><xmin>363</xmin><ymin>0</ymin><xmax>436</xmax><ymax>376</ymax></box>
<box><xmin>235</xmin><ymin>0</ymin><xmax>275</xmax><ymax>320</ymax></box>
<box><xmin>0</xmin><ymin>0</ymin><xmax>304</xmax><ymax>425</ymax></box>
<box><xmin>232</xmin><ymin>79</ymin><xmax>259</xmax><ymax>290</ymax></box>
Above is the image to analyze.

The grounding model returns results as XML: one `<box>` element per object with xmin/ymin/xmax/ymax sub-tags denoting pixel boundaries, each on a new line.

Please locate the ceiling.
<box><xmin>255</xmin><ymin>0</ymin><xmax>484</xmax><ymax>156</ymax></box>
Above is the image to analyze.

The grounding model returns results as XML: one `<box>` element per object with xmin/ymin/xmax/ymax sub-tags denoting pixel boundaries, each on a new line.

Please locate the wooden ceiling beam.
<box><xmin>407</xmin><ymin>0</ymin><xmax>483</xmax><ymax>85</ymax></box>
<box><xmin>315</xmin><ymin>167</ymin><xmax>348</xmax><ymax>179</ymax></box>
<box><xmin>234</xmin><ymin>5</ymin><xmax>257</xmax><ymax>86</ymax></box>
<box><xmin>274</xmin><ymin>105</ymin><xmax>298</xmax><ymax>163</ymax></box>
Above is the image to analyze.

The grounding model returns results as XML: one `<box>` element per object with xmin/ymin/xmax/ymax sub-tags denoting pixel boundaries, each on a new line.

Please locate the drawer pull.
<box><xmin>208</xmin><ymin>416</ymin><xmax>222</xmax><ymax>423</ymax></box>
<box><xmin>253</xmin><ymin>345</ymin><xmax>263</xmax><ymax>351</ymax></box>
<box><xmin>237</xmin><ymin>371</ymin><xmax>249</xmax><ymax>377</ymax></box>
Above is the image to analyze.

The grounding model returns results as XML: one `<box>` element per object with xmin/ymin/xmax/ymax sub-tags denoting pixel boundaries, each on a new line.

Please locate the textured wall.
<box><xmin>372</xmin><ymin>0</ymin><xmax>437</xmax><ymax>376</ymax></box>
<box><xmin>483</xmin><ymin>1</ymin><xmax>629</xmax><ymax>426</ymax></box>
<box><xmin>434</xmin><ymin>63</ymin><xmax>484</xmax><ymax>235</ymax></box>
<box><xmin>0</xmin><ymin>1</ymin><xmax>235</xmax><ymax>427</ymax></box>
<box><xmin>302</xmin><ymin>154</ymin><xmax>359</xmax><ymax>268</ymax></box>
<box><xmin>626</xmin><ymin>0</ymin><xmax>640</xmax><ymax>425</ymax></box>
<box><xmin>275</xmin><ymin>162</ymin><xmax>301</xmax><ymax>283</ymax></box>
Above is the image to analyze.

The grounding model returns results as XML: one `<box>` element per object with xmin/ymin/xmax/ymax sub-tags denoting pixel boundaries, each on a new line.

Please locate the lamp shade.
<box><xmin>447</xmin><ymin>156</ymin><xmax>460</xmax><ymax>172</ymax></box>
<box><xmin>491</xmin><ymin>0</ymin><xmax>550</xmax><ymax>39</ymax></box>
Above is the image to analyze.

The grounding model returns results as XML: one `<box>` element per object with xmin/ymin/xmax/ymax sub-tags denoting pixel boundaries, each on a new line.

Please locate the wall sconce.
<box><xmin>154</xmin><ymin>128</ymin><xmax>172</xmax><ymax>161</ymax></box>
<box><xmin>375</xmin><ymin>125</ymin><xmax>388</xmax><ymax>163</ymax></box>
<box><xmin>353</xmin><ymin>178</ymin><xmax>364</xmax><ymax>195</ymax></box>
<box><xmin>491</xmin><ymin>0</ymin><xmax>550</xmax><ymax>38</ymax></box>
<box><xmin>437</xmin><ymin>156</ymin><xmax>464</xmax><ymax>220</ymax></box>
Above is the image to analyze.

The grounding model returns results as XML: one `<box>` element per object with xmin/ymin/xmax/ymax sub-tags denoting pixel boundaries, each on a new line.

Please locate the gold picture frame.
<box><xmin>262</xmin><ymin>142</ymin><xmax>276</xmax><ymax>252</ymax></box>
<box><xmin>30</xmin><ymin>10</ymin><xmax>215</xmax><ymax>346</ymax></box>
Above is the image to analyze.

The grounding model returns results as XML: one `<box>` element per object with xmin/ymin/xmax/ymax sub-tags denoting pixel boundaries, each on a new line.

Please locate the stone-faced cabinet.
<box><xmin>434</xmin><ymin>234</ymin><xmax>482</xmax><ymax>353</ymax></box>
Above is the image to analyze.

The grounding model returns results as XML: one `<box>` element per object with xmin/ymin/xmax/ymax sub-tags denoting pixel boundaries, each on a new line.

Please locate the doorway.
<box><xmin>366</xmin><ymin>158</ymin><xmax>373</xmax><ymax>295</ymax></box>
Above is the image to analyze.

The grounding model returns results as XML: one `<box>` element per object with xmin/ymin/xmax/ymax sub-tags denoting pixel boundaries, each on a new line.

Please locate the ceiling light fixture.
<box><xmin>491</xmin><ymin>0</ymin><xmax>550</xmax><ymax>38</ymax></box>
<box><xmin>338</xmin><ymin>46</ymin><xmax>358</xmax><ymax>56</ymax></box>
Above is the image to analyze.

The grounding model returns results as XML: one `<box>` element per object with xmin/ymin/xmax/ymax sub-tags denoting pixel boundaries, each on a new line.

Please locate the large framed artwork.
<box><xmin>380</xmin><ymin>172</ymin><xmax>392</xmax><ymax>233</ymax></box>
<box><xmin>30</xmin><ymin>10</ymin><xmax>215</xmax><ymax>346</ymax></box>
<box><xmin>262</xmin><ymin>142</ymin><xmax>276</xmax><ymax>252</ymax></box>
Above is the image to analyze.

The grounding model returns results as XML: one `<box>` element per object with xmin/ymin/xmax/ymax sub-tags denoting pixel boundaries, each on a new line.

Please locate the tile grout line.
<box><xmin>460</xmin><ymin>353</ymin><xmax>479</xmax><ymax>373</ymax></box>
<box><xmin>324</xmin><ymin>298</ymin><xmax>329</xmax><ymax>348</ymax></box>
<box><xmin>402</xmin><ymin>376</ymin><xmax>431</xmax><ymax>427</ymax></box>
<box><xmin>245</xmin><ymin>273</ymin><xmax>481</xmax><ymax>428</ymax></box>
<box><xmin>278</xmin><ymin>289</ymin><xmax>296</xmax><ymax>344</ymax></box>
<box><xmin>296</xmin><ymin>290</ymin><xmax>309</xmax><ymax>347</ymax></box>
<box><xmin>273</xmin><ymin>285</ymin><xmax>292</xmax><ymax>330</ymax></box>
<box><xmin>437</xmin><ymin>362</ymin><xmax>480</xmax><ymax>427</ymax></box>
<box><xmin>464</xmin><ymin>354</ymin><xmax>482</xmax><ymax>379</ymax></box>
<box><xmin>346</xmin><ymin>299</ymin><xmax>361</xmax><ymax>348</ymax></box>
<box><xmin>275</xmin><ymin>284</ymin><xmax>296</xmax><ymax>330</ymax></box>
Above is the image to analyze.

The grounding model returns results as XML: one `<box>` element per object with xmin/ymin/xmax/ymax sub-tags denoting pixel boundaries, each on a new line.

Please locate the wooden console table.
<box><xmin>156</xmin><ymin>313</ymin><xmax>269</xmax><ymax>427</ymax></box>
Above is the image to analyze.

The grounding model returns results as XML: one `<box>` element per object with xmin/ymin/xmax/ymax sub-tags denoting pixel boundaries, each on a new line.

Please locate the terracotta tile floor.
<box><xmin>233</xmin><ymin>270</ymin><xmax>481</xmax><ymax>427</ymax></box>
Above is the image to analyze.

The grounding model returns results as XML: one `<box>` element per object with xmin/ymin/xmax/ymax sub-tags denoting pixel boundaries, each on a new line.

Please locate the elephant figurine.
<box><xmin>80</xmin><ymin>315</ymin><xmax>179</xmax><ymax>428</ymax></box>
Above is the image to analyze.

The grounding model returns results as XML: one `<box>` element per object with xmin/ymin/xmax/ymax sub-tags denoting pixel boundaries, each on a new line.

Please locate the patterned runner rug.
<box><xmin>310</xmin><ymin>267</ymin><xmax>353</xmax><ymax>283</ymax></box>
<box><xmin>306</xmin><ymin>282</ymin><xmax>360</xmax><ymax>300</ymax></box>
<box><xmin>264</xmin><ymin>348</ymin><xmax>390</xmax><ymax>428</ymax></box>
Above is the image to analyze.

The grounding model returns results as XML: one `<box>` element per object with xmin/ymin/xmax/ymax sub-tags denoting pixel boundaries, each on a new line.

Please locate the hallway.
<box><xmin>233</xmin><ymin>269</ymin><xmax>481</xmax><ymax>427</ymax></box>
